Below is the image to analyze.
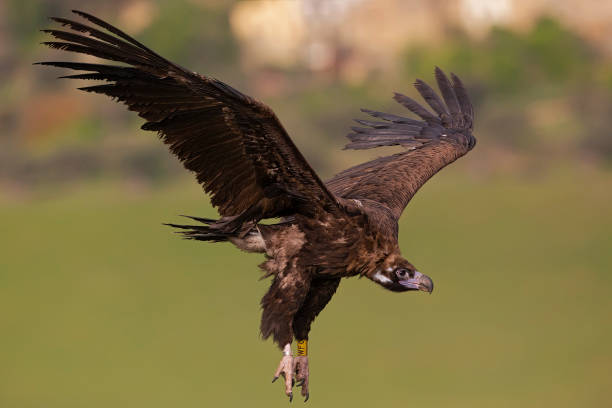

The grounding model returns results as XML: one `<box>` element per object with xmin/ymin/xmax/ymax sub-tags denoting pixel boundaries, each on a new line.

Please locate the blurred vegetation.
<box><xmin>138</xmin><ymin>1</ymin><xmax>238</xmax><ymax>72</ymax></box>
<box><xmin>2</xmin><ymin>2</ymin><xmax>612</xmax><ymax>191</ymax></box>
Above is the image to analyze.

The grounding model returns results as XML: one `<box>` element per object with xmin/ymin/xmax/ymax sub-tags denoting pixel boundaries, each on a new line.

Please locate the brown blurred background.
<box><xmin>1</xmin><ymin>1</ymin><xmax>611</xmax><ymax>407</ymax></box>
<box><xmin>4</xmin><ymin>0</ymin><xmax>612</xmax><ymax>190</ymax></box>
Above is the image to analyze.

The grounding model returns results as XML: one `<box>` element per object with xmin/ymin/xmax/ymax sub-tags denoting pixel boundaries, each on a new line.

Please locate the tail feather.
<box><xmin>165</xmin><ymin>215</ymin><xmax>230</xmax><ymax>242</ymax></box>
<box><xmin>178</xmin><ymin>214</ymin><xmax>218</xmax><ymax>224</ymax></box>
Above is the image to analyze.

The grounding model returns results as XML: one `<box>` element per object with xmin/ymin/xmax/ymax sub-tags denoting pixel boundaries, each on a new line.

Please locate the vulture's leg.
<box><xmin>260</xmin><ymin>259</ymin><xmax>311</xmax><ymax>401</ymax></box>
<box><xmin>271</xmin><ymin>343</ymin><xmax>294</xmax><ymax>400</ymax></box>
<box><xmin>292</xmin><ymin>278</ymin><xmax>341</xmax><ymax>401</ymax></box>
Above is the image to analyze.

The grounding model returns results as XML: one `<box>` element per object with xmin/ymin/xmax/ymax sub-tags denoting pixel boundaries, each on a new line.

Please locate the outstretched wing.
<box><xmin>326</xmin><ymin>68</ymin><xmax>475</xmax><ymax>220</ymax></box>
<box><xmin>38</xmin><ymin>10</ymin><xmax>338</xmax><ymax>223</ymax></box>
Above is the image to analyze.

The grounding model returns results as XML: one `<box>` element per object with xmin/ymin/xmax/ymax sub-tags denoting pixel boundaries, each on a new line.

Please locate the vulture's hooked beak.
<box><xmin>399</xmin><ymin>271</ymin><xmax>434</xmax><ymax>293</ymax></box>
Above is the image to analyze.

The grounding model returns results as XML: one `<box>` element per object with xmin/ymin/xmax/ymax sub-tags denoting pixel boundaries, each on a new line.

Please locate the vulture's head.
<box><xmin>370</xmin><ymin>257</ymin><xmax>434</xmax><ymax>293</ymax></box>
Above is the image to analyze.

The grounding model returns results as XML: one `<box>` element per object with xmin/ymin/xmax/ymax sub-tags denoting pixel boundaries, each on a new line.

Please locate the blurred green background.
<box><xmin>1</xmin><ymin>0</ymin><xmax>611</xmax><ymax>407</ymax></box>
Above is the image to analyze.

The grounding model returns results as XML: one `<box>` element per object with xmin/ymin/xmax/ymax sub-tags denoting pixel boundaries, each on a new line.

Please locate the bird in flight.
<box><xmin>39</xmin><ymin>10</ymin><xmax>476</xmax><ymax>402</ymax></box>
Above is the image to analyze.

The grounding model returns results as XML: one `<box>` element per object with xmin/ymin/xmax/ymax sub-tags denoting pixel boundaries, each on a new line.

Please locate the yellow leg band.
<box><xmin>297</xmin><ymin>339</ymin><xmax>308</xmax><ymax>356</ymax></box>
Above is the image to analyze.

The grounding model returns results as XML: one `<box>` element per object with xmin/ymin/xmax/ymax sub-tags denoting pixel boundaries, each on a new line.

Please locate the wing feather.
<box><xmin>39</xmin><ymin>11</ymin><xmax>338</xmax><ymax>226</ymax></box>
<box><xmin>434</xmin><ymin>66</ymin><xmax>461</xmax><ymax>116</ymax></box>
<box><xmin>327</xmin><ymin>68</ymin><xmax>475</xmax><ymax>219</ymax></box>
<box><xmin>392</xmin><ymin>92</ymin><xmax>440</xmax><ymax>124</ymax></box>
<box><xmin>413</xmin><ymin>79</ymin><xmax>448</xmax><ymax>118</ymax></box>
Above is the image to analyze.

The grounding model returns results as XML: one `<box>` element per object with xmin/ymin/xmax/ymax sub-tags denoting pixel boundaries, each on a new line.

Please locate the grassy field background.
<box><xmin>1</xmin><ymin>166</ymin><xmax>610</xmax><ymax>407</ymax></box>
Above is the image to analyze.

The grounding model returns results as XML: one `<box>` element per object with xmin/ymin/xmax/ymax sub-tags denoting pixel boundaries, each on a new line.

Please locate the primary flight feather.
<box><xmin>39</xmin><ymin>10</ymin><xmax>476</xmax><ymax>401</ymax></box>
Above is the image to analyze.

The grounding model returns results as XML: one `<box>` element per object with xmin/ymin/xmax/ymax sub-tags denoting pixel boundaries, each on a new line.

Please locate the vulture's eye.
<box><xmin>395</xmin><ymin>268</ymin><xmax>408</xmax><ymax>278</ymax></box>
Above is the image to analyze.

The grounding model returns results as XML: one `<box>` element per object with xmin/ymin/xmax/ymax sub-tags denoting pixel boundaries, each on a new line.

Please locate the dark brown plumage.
<box><xmin>39</xmin><ymin>11</ymin><xmax>476</xmax><ymax>401</ymax></box>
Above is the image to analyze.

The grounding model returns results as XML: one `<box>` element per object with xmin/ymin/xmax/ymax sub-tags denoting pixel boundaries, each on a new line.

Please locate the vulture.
<box><xmin>38</xmin><ymin>10</ymin><xmax>476</xmax><ymax>402</ymax></box>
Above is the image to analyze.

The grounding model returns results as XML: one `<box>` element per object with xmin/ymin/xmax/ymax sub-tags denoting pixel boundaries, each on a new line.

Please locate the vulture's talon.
<box><xmin>293</xmin><ymin>356</ymin><xmax>310</xmax><ymax>401</ymax></box>
<box><xmin>272</xmin><ymin>376</ymin><xmax>279</xmax><ymax>383</ymax></box>
<box><xmin>273</xmin><ymin>355</ymin><xmax>294</xmax><ymax>398</ymax></box>
<box><xmin>304</xmin><ymin>392</ymin><xmax>309</xmax><ymax>402</ymax></box>
<box><xmin>289</xmin><ymin>392</ymin><xmax>293</xmax><ymax>402</ymax></box>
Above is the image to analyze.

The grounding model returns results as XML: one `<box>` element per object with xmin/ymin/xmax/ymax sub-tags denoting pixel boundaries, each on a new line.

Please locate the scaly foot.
<box><xmin>272</xmin><ymin>344</ymin><xmax>294</xmax><ymax>401</ymax></box>
<box><xmin>293</xmin><ymin>355</ymin><xmax>309</xmax><ymax>401</ymax></box>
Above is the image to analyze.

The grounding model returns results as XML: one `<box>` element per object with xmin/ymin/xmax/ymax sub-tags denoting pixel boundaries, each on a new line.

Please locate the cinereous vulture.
<box><xmin>39</xmin><ymin>10</ymin><xmax>476</xmax><ymax>402</ymax></box>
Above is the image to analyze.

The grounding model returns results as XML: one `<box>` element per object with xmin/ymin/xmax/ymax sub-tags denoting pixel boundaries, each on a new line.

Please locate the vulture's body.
<box><xmin>39</xmin><ymin>11</ymin><xmax>476</xmax><ymax>401</ymax></box>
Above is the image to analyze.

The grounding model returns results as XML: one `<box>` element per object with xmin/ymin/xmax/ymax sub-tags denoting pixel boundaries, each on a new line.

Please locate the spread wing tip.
<box><xmin>345</xmin><ymin>68</ymin><xmax>475</xmax><ymax>151</ymax></box>
<box><xmin>394</xmin><ymin>68</ymin><xmax>474</xmax><ymax>127</ymax></box>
